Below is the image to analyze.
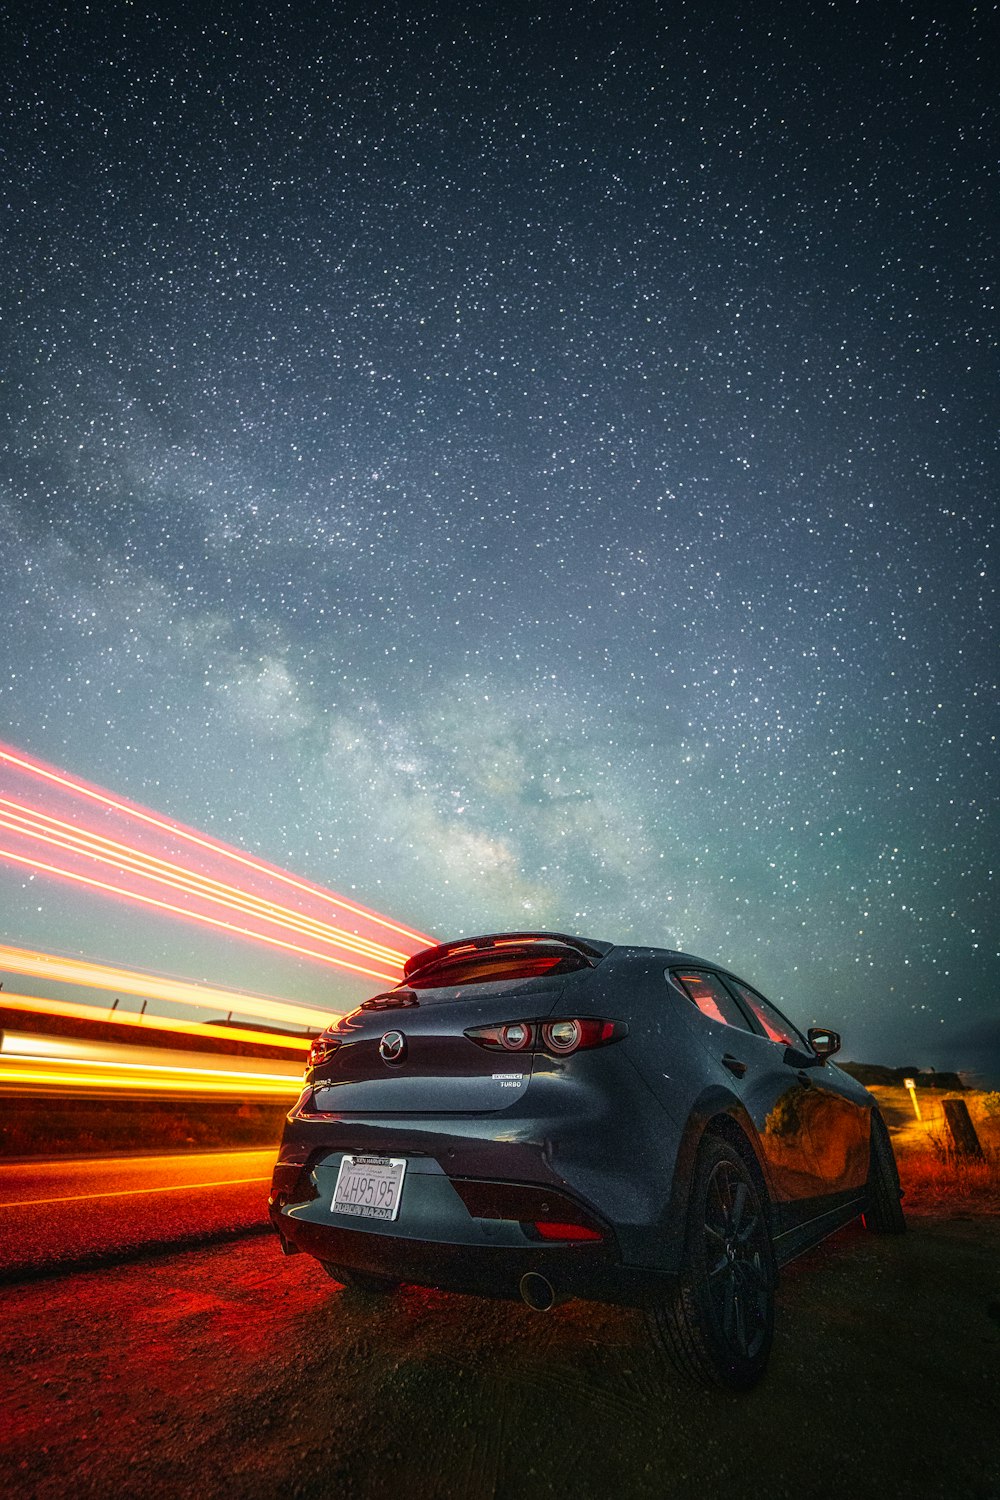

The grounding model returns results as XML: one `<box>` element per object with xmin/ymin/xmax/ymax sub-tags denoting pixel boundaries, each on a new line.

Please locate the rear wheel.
<box><xmin>863</xmin><ymin>1112</ymin><xmax>906</xmax><ymax>1234</ymax></box>
<box><xmin>319</xmin><ymin>1262</ymin><xmax>400</xmax><ymax>1293</ymax></box>
<box><xmin>648</xmin><ymin>1136</ymin><xmax>775</xmax><ymax>1390</ymax></box>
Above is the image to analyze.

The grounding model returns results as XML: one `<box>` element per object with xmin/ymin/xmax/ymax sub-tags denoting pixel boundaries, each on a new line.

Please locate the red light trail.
<box><xmin>0</xmin><ymin>791</ymin><xmax>407</xmax><ymax>959</ymax></box>
<box><xmin>0</xmin><ymin>796</ymin><xmax>409</xmax><ymax>979</ymax></box>
<box><xmin>0</xmin><ymin>740</ymin><xmax>433</xmax><ymax>986</ymax></box>
<box><xmin>0</xmin><ymin>742</ymin><xmax>427</xmax><ymax>946</ymax></box>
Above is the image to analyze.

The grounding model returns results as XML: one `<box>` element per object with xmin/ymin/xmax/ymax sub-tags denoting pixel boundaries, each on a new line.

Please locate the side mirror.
<box><xmin>807</xmin><ymin>1027</ymin><xmax>841</xmax><ymax>1061</ymax></box>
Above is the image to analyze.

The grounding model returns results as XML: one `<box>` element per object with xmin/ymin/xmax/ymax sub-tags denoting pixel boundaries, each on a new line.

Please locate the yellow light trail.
<box><xmin>0</xmin><ymin>797</ymin><xmax>408</xmax><ymax>969</ymax></box>
<box><xmin>0</xmin><ymin>1067</ymin><xmax>300</xmax><ymax>1097</ymax></box>
<box><xmin>0</xmin><ymin>943</ymin><xmax>340</xmax><ymax>1031</ymax></box>
<box><xmin>0</xmin><ymin>1178</ymin><xmax>273</xmax><ymax>1210</ymax></box>
<box><xmin>0</xmin><ymin>990</ymin><xmax>313</xmax><ymax>1052</ymax></box>
<box><xmin>0</xmin><ymin>1033</ymin><xmax>303</xmax><ymax>1098</ymax></box>
<box><xmin>0</xmin><ymin>741</ymin><xmax>431</xmax><ymax>947</ymax></box>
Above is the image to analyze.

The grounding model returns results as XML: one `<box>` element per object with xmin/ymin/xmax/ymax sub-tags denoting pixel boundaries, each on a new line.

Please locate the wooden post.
<box><xmin>942</xmin><ymin>1099</ymin><xmax>984</xmax><ymax>1158</ymax></box>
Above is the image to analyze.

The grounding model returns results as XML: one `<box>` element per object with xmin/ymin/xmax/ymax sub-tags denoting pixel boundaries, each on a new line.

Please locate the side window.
<box><xmin>728</xmin><ymin>981</ymin><xmax>804</xmax><ymax>1048</ymax></box>
<box><xmin>672</xmin><ymin>970</ymin><xmax>753</xmax><ymax>1030</ymax></box>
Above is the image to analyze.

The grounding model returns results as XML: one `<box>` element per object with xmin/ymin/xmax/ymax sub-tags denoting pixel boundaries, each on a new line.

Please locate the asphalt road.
<box><xmin>0</xmin><ymin>1150</ymin><xmax>276</xmax><ymax>1281</ymax></box>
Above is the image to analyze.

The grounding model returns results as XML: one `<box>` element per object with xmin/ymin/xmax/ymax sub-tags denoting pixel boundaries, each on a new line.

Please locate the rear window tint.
<box><xmin>407</xmin><ymin>949</ymin><xmax>590</xmax><ymax>990</ymax></box>
<box><xmin>672</xmin><ymin>970</ymin><xmax>752</xmax><ymax>1030</ymax></box>
<box><xmin>728</xmin><ymin>981</ymin><xmax>803</xmax><ymax>1047</ymax></box>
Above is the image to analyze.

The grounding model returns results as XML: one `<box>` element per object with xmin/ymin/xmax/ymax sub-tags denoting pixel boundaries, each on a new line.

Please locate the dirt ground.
<box><xmin>2</xmin><ymin>1205</ymin><xmax>999</xmax><ymax>1500</ymax></box>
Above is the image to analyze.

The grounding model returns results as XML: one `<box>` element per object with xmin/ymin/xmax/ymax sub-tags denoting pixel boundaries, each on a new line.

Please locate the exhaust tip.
<box><xmin>278</xmin><ymin>1234</ymin><xmax>301</xmax><ymax>1257</ymax></box>
<box><xmin>519</xmin><ymin>1271</ymin><xmax>557</xmax><ymax>1311</ymax></box>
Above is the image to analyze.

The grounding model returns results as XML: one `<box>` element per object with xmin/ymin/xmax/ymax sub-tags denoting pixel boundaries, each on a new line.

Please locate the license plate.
<box><xmin>331</xmin><ymin>1154</ymin><xmax>407</xmax><ymax>1221</ymax></box>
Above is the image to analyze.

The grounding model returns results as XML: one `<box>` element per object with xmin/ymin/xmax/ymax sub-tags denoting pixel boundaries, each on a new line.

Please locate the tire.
<box><xmin>863</xmin><ymin>1112</ymin><xmax>906</xmax><ymax>1234</ymax></box>
<box><xmin>319</xmin><ymin>1262</ymin><xmax>400</xmax><ymax>1293</ymax></box>
<box><xmin>648</xmin><ymin>1135</ymin><xmax>775</xmax><ymax>1391</ymax></box>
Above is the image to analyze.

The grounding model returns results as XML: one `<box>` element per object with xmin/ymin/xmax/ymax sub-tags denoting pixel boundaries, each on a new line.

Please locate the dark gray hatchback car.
<box><xmin>269</xmin><ymin>931</ymin><xmax>904</xmax><ymax>1388</ymax></box>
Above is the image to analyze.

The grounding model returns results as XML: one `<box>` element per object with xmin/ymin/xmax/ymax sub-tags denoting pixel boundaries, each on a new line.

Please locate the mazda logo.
<box><xmin>379</xmin><ymin>1030</ymin><xmax>406</xmax><ymax>1065</ymax></box>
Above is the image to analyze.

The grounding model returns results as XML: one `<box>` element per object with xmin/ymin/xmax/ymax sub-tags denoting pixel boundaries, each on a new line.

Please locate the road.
<box><xmin>1</xmin><ymin>1213</ymin><xmax>998</xmax><ymax>1499</ymax></box>
<box><xmin>0</xmin><ymin>1150</ymin><xmax>276</xmax><ymax>1281</ymax></box>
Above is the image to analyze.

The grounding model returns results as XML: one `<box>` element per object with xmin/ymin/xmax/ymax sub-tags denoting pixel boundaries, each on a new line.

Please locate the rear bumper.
<box><xmin>271</xmin><ymin>1206</ymin><xmax>668</xmax><ymax>1306</ymax></box>
<box><xmin>273</xmin><ymin>1207</ymin><xmax>638</xmax><ymax>1303</ymax></box>
<box><xmin>268</xmin><ymin>1145</ymin><xmax>670</xmax><ymax>1307</ymax></box>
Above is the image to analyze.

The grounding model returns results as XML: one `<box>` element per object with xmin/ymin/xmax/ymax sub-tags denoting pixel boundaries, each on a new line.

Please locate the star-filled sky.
<box><xmin>2</xmin><ymin>2</ymin><xmax>996</xmax><ymax>1078</ymax></box>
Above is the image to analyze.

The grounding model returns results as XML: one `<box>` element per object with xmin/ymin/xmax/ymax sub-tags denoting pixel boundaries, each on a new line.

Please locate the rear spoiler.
<box><xmin>402</xmin><ymin>931</ymin><xmax>613</xmax><ymax>983</ymax></box>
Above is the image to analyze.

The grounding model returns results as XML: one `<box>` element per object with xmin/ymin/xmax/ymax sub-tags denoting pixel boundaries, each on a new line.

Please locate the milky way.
<box><xmin>1</xmin><ymin>3</ymin><xmax>996</xmax><ymax>1076</ymax></box>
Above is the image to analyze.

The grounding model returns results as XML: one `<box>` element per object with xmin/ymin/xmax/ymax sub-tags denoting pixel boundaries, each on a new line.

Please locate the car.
<box><xmin>268</xmin><ymin>931</ymin><xmax>905</xmax><ymax>1389</ymax></box>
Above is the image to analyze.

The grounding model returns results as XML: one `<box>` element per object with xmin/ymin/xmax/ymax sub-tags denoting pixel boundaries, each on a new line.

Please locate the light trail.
<box><xmin>0</xmin><ymin>1067</ymin><xmax>299</xmax><ymax>1098</ymax></box>
<box><xmin>0</xmin><ymin>1032</ymin><xmax>303</xmax><ymax>1098</ymax></box>
<box><xmin>0</xmin><ymin>741</ymin><xmax>432</xmax><ymax>1101</ymax></box>
<box><xmin>0</xmin><ymin>844</ymin><xmax>402</xmax><ymax>982</ymax></box>
<box><xmin>0</xmin><ymin>741</ymin><xmax>432</xmax><ymax>947</ymax></box>
<box><xmin>0</xmin><ymin>796</ymin><xmax>409</xmax><ymax>969</ymax></box>
<box><xmin>0</xmin><ymin>990</ymin><xmax>313</xmax><ymax>1052</ymax></box>
<box><xmin>0</xmin><ymin>1178</ymin><xmax>273</xmax><ymax>1210</ymax></box>
<box><xmin>0</xmin><ymin>943</ymin><xmax>340</xmax><ymax>1032</ymax></box>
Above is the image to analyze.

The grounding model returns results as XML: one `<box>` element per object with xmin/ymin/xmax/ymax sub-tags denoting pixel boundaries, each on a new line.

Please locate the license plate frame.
<box><xmin>331</xmin><ymin>1154</ymin><xmax>407</xmax><ymax>1222</ymax></box>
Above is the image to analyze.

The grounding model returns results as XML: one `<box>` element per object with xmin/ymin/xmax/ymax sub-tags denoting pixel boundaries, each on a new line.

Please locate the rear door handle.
<box><xmin>722</xmin><ymin>1053</ymin><xmax>748</xmax><ymax>1078</ymax></box>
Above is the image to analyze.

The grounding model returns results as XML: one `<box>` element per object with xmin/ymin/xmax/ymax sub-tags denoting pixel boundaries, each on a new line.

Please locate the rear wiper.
<box><xmin>360</xmin><ymin>989</ymin><xmax>420</xmax><ymax>1010</ymax></box>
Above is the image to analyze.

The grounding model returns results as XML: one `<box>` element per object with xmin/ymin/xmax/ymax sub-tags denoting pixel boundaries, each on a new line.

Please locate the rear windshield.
<box><xmin>406</xmin><ymin>947</ymin><xmax>591</xmax><ymax>990</ymax></box>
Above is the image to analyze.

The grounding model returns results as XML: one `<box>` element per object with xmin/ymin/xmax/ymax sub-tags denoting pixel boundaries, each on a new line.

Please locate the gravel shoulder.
<box><xmin>2</xmin><ymin>1210</ymin><xmax>999</xmax><ymax>1499</ymax></box>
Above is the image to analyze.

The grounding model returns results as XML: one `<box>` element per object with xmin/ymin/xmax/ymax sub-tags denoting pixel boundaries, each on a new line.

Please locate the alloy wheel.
<box><xmin>701</xmin><ymin>1159</ymin><xmax>770</xmax><ymax>1361</ymax></box>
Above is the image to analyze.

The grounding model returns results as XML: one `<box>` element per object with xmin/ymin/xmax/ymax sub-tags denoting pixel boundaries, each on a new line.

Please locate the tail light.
<box><xmin>498</xmin><ymin>1022</ymin><xmax>533</xmax><ymax>1051</ymax></box>
<box><xmin>532</xmin><ymin>1221</ymin><xmax>603</xmax><ymax>1242</ymax></box>
<box><xmin>307</xmin><ymin>1036</ymin><xmax>342</xmax><ymax>1072</ymax></box>
<box><xmin>449</xmin><ymin>1179</ymin><xmax>608</xmax><ymax>1244</ymax></box>
<box><xmin>269</xmin><ymin>1161</ymin><xmax>319</xmax><ymax>1208</ymax></box>
<box><xmin>464</xmin><ymin>1018</ymin><xmax>627</xmax><ymax>1055</ymax></box>
<box><xmin>542</xmin><ymin>1019</ymin><xmax>585</xmax><ymax>1053</ymax></box>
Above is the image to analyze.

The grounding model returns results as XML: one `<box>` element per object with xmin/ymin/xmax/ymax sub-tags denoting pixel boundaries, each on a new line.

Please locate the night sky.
<box><xmin>2</xmin><ymin>3</ymin><xmax>996</xmax><ymax>1079</ymax></box>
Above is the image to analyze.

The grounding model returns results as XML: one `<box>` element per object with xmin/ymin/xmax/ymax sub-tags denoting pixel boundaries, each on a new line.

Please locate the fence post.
<box><xmin>941</xmin><ymin>1099</ymin><xmax>984</xmax><ymax>1158</ymax></box>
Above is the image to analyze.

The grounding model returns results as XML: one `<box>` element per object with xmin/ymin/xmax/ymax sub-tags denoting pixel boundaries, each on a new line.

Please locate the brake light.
<box><xmin>465</xmin><ymin>1018</ymin><xmax>627</xmax><ymax>1055</ymax></box>
<box><xmin>307</xmin><ymin>1036</ymin><xmax>342</xmax><ymax>1071</ymax></box>
<box><xmin>532</xmin><ymin>1221</ymin><xmax>603</xmax><ymax>1242</ymax></box>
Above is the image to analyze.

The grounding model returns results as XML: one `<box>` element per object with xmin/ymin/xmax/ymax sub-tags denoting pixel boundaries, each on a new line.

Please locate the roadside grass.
<box><xmin>897</xmin><ymin>1142</ymin><xmax>1000</xmax><ymax>1211</ymax></box>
